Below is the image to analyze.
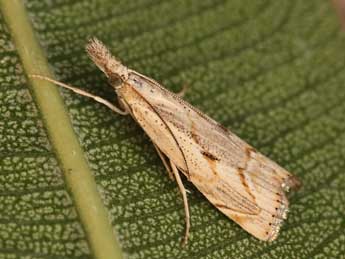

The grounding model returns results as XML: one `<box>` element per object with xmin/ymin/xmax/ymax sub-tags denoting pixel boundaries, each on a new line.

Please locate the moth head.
<box><xmin>86</xmin><ymin>38</ymin><xmax>128</xmax><ymax>88</ymax></box>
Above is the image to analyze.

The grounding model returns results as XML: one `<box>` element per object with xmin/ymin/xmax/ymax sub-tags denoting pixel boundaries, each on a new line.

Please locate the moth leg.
<box><xmin>29</xmin><ymin>74</ymin><xmax>128</xmax><ymax>115</ymax></box>
<box><xmin>170</xmin><ymin>160</ymin><xmax>190</xmax><ymax>246</ymax></box>
<box><xmin>176</xmin><ymin>84</ymin><xmax>189</xmax><ymax>97</ymax></box>
<box><xmin>153</xmin><ymin>144</ymin><xmax>174</xmax><ymax>181</ymax></box>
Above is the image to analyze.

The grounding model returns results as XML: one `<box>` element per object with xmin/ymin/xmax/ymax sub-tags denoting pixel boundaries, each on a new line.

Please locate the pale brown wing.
<box><xmin>120</xmin><ymin>71</ymin><xmax>301</xmax><ymax>241</ymax></box>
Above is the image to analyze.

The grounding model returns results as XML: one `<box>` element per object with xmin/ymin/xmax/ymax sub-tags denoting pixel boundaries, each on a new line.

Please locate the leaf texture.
<box><xmin>0</xmin><ymin>8</ymin><xmax>91</xmax><ymax>259</ymax></box>
<box><xmin>1</xmin><ymin>0</ymin><xmax>345</xmax><ymax>258</ymax></box>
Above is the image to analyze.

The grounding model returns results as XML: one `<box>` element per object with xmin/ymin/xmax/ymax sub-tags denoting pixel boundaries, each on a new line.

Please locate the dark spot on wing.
<box><xmin>201</xmin><ymin>150</ymin><xmax>219</xmax><ymax>161</ymax></box>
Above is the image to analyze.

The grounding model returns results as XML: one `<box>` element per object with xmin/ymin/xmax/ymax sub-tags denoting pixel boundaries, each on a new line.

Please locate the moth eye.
<box><xmin>108</xmin><ymin>75</ymin><xmax>121</xmax><ymax>87</ymax></box>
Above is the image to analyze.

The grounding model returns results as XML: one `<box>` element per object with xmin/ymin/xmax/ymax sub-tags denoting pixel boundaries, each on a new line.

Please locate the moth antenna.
<box><xmin>29</xmin><ymin>74</ymin><xmax>128</xmax><ymax>115</ymax></box>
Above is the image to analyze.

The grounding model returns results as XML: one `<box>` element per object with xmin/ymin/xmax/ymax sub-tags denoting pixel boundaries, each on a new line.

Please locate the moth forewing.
<box><xmin>118</xmin><ymin>70</ymin><xmax>300</xmax><ymax>241</ymax></box>
<box><xmin>34</xmin><ymin>38</ymin><xmax>301</xmax><ymax>245</ymax></box>
<box><xmin>117</xmin><ymin>82</ymin><xmax>188</xmax><ymax>172</ymax></box>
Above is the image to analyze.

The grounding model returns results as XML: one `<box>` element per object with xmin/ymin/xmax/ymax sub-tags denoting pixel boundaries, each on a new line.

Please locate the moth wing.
<box><xmin>122</xmin><ymin>72</ymin><xmax>300</xmax><ymax>241</ymax></box>
<box><xmin>118</xmin><ymin>83</ymin><xmax>188</xmax><ymax>172</ymax></box>
<box><xmin>186</xmin><ymin>112</ymin><xmax>301</xmax><ymax>241</ymax></box>
<box><xmin>193</xmin><ymin>152</ymin><xmax>300</xmax><ymax>241</ymax></box>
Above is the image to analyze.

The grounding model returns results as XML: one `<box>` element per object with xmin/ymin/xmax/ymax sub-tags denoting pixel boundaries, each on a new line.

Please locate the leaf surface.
<box><xmin>0</xmin><ymin>0</ymin><xmax>345</xmax><ymax>258</ymax></box>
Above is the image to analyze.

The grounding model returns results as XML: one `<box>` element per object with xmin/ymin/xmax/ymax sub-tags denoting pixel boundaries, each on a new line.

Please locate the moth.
<box><xmin>31</xmin><ymin>38</ymin><xmax>301</xmax><ymax>245</ymax></box>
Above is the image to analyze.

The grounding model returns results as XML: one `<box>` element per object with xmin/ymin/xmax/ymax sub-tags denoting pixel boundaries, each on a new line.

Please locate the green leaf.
<box><xmin>1</xmin><ymin>0</ymin><xmax>345</xmax><ymax>258</ymax></box>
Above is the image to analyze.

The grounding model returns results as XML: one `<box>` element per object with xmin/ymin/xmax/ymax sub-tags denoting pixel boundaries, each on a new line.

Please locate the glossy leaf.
<box><xmin>0</xmin><ymin>1</ymin><xmax>345</xmax><ymax>258</ymax></box>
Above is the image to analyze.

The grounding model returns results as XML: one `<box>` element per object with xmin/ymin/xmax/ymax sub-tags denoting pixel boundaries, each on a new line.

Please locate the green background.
<box><xmin>1</xmin><ymin>0</ymin><xmax>345</xmax><ymax>258</ymax></box>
